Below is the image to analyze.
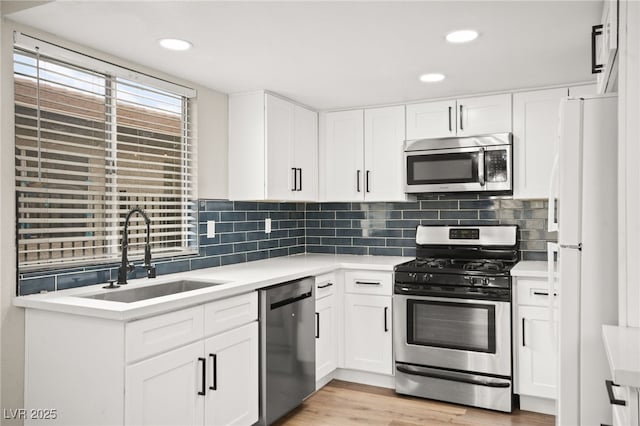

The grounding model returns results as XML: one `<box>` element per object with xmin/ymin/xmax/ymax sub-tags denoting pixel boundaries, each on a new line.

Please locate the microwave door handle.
<box><xmin>478</xmin><ymin>148</ymin><xmax>485</xmax><ymax>186</ymax></box>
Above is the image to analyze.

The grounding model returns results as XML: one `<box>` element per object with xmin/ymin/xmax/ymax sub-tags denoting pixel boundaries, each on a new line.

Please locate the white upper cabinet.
<box><xmin>294</xmin><ymin>104</ymin><xmax>319</xmax><ymax>200</ymax></box>
<box><xmin>457</xmin><ymin>94</ymin><xmax>512</xmax><ymax>136</ymax></box>
<box><xmin>406</xmin><ymin>94</ymin><xmax>511</xmax><ymax>140</ymax></box>
<box><xmin>321</xmin><ymin>106</ymin><xmax>406</xmax><ymax>202</ymax></box>
<box><xmin>364</xmin><ymin>105</ymin><xmax>407</xmax><ymax>201</ymax></box>
<box><xmin>594</xmin><ymin>0</ymin><xmax>619</xmax><ymax>94</ymax></box>
<box><xmin>229</xmin><ymin>91</ymin><xmax>318</xmax><ymax>201</ymax></box>
<box><xmin>406</xmin><ymin>99</ymin><xmax>456</xmax><ymax>139</ymax></box>
<box><xmin>265</xmin><ymin>94</ymin><xmax>295</xmax><ymax>200</ymax></box>
<box><xmin>320</xmin><ymin>109</ymin><xmax>364</xmax><ymax>202</ymax></box>
<box><xmin>513</xmin><ymin>87</ymin><xmax>568</xmax><ymax>199</ymax></box>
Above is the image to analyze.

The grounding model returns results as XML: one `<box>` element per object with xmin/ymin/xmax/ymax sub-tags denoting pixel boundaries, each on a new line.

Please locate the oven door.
<box><xmin>404</xmin><ymin>145</ymin><xmax>512</xmax><ymax>194</ymax></box>
<box><xmin>393</xmin><ymin>294</ymin><xmax>511</xmax><ymax>377</ymax></box>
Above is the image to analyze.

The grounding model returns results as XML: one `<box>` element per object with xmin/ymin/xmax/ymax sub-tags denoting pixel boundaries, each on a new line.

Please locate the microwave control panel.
<box><xmin>485</xmin><ymin>150</ymin><xmax>508</xmax><ymax>183</ymax></box>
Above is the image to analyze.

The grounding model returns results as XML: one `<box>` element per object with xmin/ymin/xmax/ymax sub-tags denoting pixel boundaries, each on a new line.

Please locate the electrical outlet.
<box><xmin>207</xmin><ymin>220</ymin><xmax>216</xmax><ymax>238</ymax></box>
<box><xmin>265</xmin><ymin>218</ymin><xmax>272</xmax><ymax>234</ymax></box>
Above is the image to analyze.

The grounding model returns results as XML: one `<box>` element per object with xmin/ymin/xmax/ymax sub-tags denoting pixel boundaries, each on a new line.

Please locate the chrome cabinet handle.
<box><xmin>448</xmin><ymin>106</ymin><xmax>452</xmax><ymax>132</ymax></box>
<box><xmin>459</xmin><ymin>104</ymin><xmax>464</xmax><ymax>130</ymax></box>
<box><xmin>356</xmin><ymin>170</ymin><xmax>361</xmax><ymax>192</ymax></box>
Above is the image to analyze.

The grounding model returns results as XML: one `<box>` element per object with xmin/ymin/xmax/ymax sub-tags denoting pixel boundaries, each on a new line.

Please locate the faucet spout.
<box><xmin>117</xmin><ymin>208</ymin><xmax>155</xmax><ymax>285</ymax></box>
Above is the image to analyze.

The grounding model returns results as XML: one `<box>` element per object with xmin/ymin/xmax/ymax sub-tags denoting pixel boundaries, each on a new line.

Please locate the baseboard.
<box><xmin>519</xmin><ymin>394</ymin><xmax>556</xmax><ymax>415</ymax></box>
<box><xmin>315</xmin><ymin>370</ymin><xmax>336</xmax><ymax>391</ymax></box>
<box><xmin>332</xmin><ymin>368</ymin><xmax>395</xmax><ymax>389</ymax></box>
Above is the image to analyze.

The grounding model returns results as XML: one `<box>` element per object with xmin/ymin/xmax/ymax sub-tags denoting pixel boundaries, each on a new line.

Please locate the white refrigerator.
<box><xmin>548</xmin><ymin>94</ymin><xmax>619</xmax><ymax>426</ymax></box>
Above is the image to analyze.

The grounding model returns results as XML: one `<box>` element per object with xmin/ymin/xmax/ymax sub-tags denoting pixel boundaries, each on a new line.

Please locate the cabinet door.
<box><xmin>315</xmin><ymin>293</ymin><xmax>338</xmax><ymax>380</ymax></box>
<box><xmin>406</xmin><ymin>99</ymin><xmax>456</xmax><ymax>140</ymax></box>
<box><xmin>204</xmin><ymin>322</ymin><xmax>259</xmax><ymax>426</ymax></box>
<box><xmin>513</xmin><ymin>88</ymin><xmax>567</xmax><ymax>199</ymax></box>
<box><xmin>344</xmin><ymin>294</ymin><xmax>392</xmax><ymax>375</ymax></box>
<box><xmin>126</xmin><ymin>341</ymin><xmax>205</xmax><ymax>426</ymax></box>
<box><xmin>457</xmin><ymin>94</ymin><xmax>512</xmax><ymax>136</ymax></box>
<box><xmin>517</xmin><ymin>305</ymin><xmax>558</xmax><ymax>399</ymax></box>
<box><xmin>293</xmin><ymin>105</ymin><xmax>318</xmax><ymax>201</ymax></box>
<box><xmin>265</xmin><ymin>94</ymin><xmax>295</xmax><ymax>200</ymax></box>
<box><xmin>364</xmin><ymin>105</ymin><xmax>407</xmax><ymax>201</ymax></box>
<box><xmin>321</xmin><ymin>110</ymin><xmax>364</xmax><ymax>201</ymax></box>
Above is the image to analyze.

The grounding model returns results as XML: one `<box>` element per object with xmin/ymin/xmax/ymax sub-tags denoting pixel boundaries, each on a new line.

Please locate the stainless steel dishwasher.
<box><xmin>258</xmin><ymin>277</ymin><xmax>315</xmax><ymax>426</ymax></box>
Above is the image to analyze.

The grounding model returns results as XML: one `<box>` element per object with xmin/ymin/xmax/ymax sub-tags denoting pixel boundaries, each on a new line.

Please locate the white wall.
<box><xmin>0</xmin><ymin>18</ymin><xmax>228</xmax><ymax>424</ymax></box>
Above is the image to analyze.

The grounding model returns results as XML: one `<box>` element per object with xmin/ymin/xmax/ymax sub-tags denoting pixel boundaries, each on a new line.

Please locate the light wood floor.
<box><xmin>274</xmin><ymin>380</ymin><xmax>555</xmax><ymax>426</ymax></box>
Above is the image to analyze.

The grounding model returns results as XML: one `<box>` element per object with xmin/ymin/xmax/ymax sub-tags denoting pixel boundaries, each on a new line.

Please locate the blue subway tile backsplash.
<box><xmin>17</xmin><ymin>195</ymin><xmax>556</xmax><ymax>295</ymax></box>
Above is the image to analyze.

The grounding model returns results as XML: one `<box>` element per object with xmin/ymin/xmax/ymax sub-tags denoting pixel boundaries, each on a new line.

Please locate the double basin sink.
<box><xmin>83</xmin><ymin>279</ymin><xmax>229</xmax><ymax>303</ymax></box>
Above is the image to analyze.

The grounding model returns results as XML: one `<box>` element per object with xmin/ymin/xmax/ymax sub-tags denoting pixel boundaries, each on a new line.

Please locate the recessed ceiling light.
<box><xmin>419</xmin><ymin>73</ymin><xmax>446</xmax><ymax>83</ymax></box>
<box><xmin>158</xmin><ymin>38</ymin><xmax>192</xmax><ymax>51</ymax></box>
<box><xmin>446</xmin><ymin>30</ymin><xmax>479</xmax><ymax>44</ymax></box>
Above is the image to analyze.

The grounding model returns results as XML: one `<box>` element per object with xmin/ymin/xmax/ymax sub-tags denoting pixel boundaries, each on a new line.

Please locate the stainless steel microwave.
<box><xmin>404</xmin><ymin>133</ymin><xmax>513</xmax><ymax>194</ymax></box>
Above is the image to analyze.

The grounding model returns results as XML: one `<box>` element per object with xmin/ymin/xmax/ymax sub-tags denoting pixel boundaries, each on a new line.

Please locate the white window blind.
<box><xmin>14</xmin><ymin>38</ymin><xmax>197</xmax><ymax>270</ymax></box>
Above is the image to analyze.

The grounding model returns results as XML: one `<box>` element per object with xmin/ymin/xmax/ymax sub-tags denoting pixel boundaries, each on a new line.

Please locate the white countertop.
<box><xmin>602</xmin><ymin>325</ymin><xmax>640</xmax><ymax>388</ymax></box>
<box><xmin>14</xmin><ymin>253</ymin><xmax>409</xmax><ymax>321</ymax></box>
<box><xmin>511</xmin><ymin>260</ymin><xmax>555</xmax><ymax>278</ymax></box>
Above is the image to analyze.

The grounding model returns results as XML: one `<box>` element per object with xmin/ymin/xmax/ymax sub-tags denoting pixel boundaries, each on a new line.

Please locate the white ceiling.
<box><xmin>6</xmin><ymin>1</ymin><xmax>601</xmax><ymax>110</ymax></box>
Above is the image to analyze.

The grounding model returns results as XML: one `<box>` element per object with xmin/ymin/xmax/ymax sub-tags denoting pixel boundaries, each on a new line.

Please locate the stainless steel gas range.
<box><xmin>393</xmin><ymin>225</ymin><xmax>519</xmax><ymax>413</ymax></box>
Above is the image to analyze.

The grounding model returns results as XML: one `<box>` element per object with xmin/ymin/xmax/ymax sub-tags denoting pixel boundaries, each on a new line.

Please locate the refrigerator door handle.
<box><xmin>547</xmin><ymin>153</ymin><xmax>559</xmax><ymax>232</ymax></box>
<box><xmin>547</xmin><ymin>242</ymin><xmax>559</xmax><ymax>349</ymax></box>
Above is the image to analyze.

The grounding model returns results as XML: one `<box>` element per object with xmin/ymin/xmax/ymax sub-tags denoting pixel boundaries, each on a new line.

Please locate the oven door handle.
<box><xmin>396</xmin><ymin>365</ymin><xmax>510</xmax><ymax>388</ymax></box>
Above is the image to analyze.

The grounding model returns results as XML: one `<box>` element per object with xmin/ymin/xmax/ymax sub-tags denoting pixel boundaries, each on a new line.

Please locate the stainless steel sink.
<box><xmin>83</xmin><ymin>280</ymin><xmax>228</xmax><ymax>303</ymax></box>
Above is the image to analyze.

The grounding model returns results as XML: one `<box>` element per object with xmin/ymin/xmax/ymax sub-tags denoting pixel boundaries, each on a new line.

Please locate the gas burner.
<box><xmin>417</xmin><ymin>258</ymin><xmax>451</xmax><ymax>269</ymax></box>
<box><xmin>462</xmin><ymin>260</ymin><xmax>505</xmax><ymax>272</ymax></box>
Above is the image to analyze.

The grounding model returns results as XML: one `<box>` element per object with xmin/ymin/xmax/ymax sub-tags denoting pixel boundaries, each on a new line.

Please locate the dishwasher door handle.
<box><xmin>270</xmin><ymin>291</ymin><xmax>313</xmax><ymax>310</ymax></box>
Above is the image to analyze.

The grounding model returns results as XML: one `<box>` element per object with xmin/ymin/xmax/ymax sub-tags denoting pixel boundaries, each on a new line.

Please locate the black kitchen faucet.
<box><xmin>117</xmin><ymin>207</ymin><xmax>157</xmax><ymax>285</ymax></box>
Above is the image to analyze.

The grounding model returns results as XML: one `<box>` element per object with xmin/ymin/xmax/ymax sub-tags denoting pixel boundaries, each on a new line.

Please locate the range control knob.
<box><xmin>408</xmin><ymin>273</ymin><xmax>418</xmax><ymax>282</ymax></box>
<box><xmin>422</xmin><ymin>273</ymin><xmax>432</xmax><ymax>282</ymax></box>
<box><xmin>482</xmin><ymin>278</ymin><xmax>490</xmax><ymax>286</ymax></box>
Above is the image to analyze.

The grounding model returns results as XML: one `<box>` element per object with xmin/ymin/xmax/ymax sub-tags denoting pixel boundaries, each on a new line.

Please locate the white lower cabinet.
<box><xmin>343</xmin><ymin>293</ymin><xmax>392</xmax><ymax>375</ymax></box>
<box><xmin>315</xmin><ymin>272</ymin><xmax>338</xmax><ymax>383</ymax></box>
<box><xmin>315</xmin><ymin>293</ymin><xmax>338</xmax><ymax>379</ymax></box>
<box><xmin>23</xmin><ymin>292</ymin><xmax>259</xmax><ymax>426</ymax></box>
<box><xmin>517</xmin><ymin>305</ymin><xmax>558</xmax><ymax>398</ymax></box>
<box><xmin>204</xmin><ymin>323</ymin><xmax>259</xmax><ymax>426</ymax></box>
<box><xmin>125</xmin><ymin>307</ymin><xmax>259</xmax><ymax>426</ymax></box>
<box><xmin>126</xmin><ymin>341</ymin><xmax>205</xmax><ymax>426</ymax></box>
<box><xmin>514</xmin><ymin>275</ymin><xmax>559</xmax><ymax>414</ymax></box>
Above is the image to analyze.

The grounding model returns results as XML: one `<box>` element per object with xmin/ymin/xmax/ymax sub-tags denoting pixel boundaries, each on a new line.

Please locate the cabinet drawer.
<box><xmin>517</xmin><ymin>278</ymin><xmax>558</xmax><ymax>308</ymax></box>
<box><xmin>315</xmin><ymin>272</ymin><xmax>337</xmax><ymax>299</ymax></box>
<box><xmin>204</xmin><ymin>291</ymin><xmax>258</xmax><ymax>336</ymax></box>
<box><xmin>126</xmin><ymin>305</ymin><xmax>204</xmax><ymax>363</ymax></box>
<box><xmin>344</xmin><ymin>271</ymin><xmax>392</xmax><ymax>296</ymax></box>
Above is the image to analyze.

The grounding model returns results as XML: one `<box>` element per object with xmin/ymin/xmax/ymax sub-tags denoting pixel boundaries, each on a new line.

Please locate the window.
<box><xmin>14</xmin><ymin>34</ymin><xmax>197</xmax><ymax>270</ymax></box>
